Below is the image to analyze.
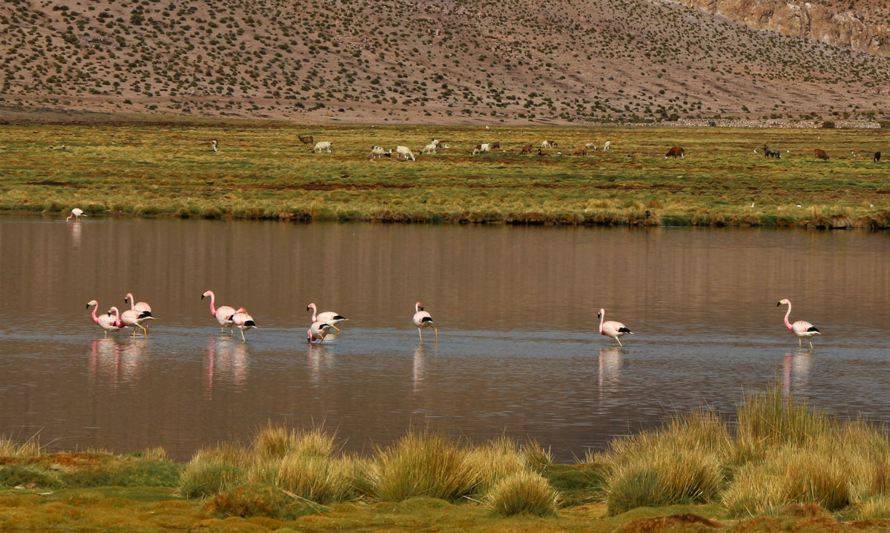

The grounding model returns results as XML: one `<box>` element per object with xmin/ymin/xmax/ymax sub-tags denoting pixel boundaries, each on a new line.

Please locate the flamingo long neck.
<box><xmin>415</xmin><ymin>303</ymin><xmax>421</xmax><ymax>314</ymax></box>
<box><xmin>126</xmin><ymin>294</ymin><xmax>135</xmax><ymax>310</ymax></box>
<box><xmin>207</xmin><ymin>292</ymin><xmax>217</xmax><ymax>315</ymax></box>
<box><xmin>598</xmin><ymin>311</ymin><xmax>605</xmax><ymax>334</ymax></box>
<box><xmin>309</xmin><ymin>304</ymin><xmax>317</xmax><ymax>322</ymax></box>
<box><xmin>109</xmin><ymin>307</ymin><xmax>122</xmax><ymax>327</ymax></box>
<box><xmin>90</xmin><ymin>305</ymin><xmax>100</xmax><ymax>324</ymax></box>
<box><xmin>783</xmin><ymin>303</ymin><xmax>793</xmax><ymax>330</ymax></box>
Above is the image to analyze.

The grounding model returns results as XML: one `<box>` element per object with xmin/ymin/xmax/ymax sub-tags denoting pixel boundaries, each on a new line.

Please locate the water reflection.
<box><xmin>68</xmin><ymin>221</ymin><xmax>82</xmax><ymax>248</ymax></box>
<box><xmin>413</xmin><ymin>344</ymin><xmax>426</xmax><ymax>392</ymax></box>
<box><xmin>119</xmin><ymin>338</ymin><xmax>148</xmax><ymax>383</ymax></box>
<box><xmin>307</xmin><ymin>344</ymin><xmax>333</xmax><ymax>385</ymax></box>
<box><xmin>89</xmin><ymin>338</ymin><xmax>121</xmax><ymax>389</ymax></box>
<box><xmin>782</xmin><ymin>350</ymin><xmax>813</xmax><ymax>397</ymax></box>
<box><xmin>597</xmin><ymin>347</ymin><xmax>622</xmax><ymax>398</ymax></box>
<box><xmin>203</xmin><ymin>336</ymin><xmax>248</xmax><ymax>395</ymax></box>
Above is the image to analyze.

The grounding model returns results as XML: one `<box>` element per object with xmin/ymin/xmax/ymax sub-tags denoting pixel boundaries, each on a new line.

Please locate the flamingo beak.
<box><xmin>776</xmin><ymin>302</ymin><xmax>781</xmax><ymax>307</ymax></box>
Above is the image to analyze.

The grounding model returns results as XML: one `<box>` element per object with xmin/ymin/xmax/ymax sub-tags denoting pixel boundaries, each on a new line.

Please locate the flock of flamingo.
<box><xmin>85</xmin><ymin>293</ymin><xmax>821</xmax><ymax>348</ymax></box>
<box><xmin>72</xmin><ymin>207</ymin><xmax>821</xmax><ymax>348</ymax></box>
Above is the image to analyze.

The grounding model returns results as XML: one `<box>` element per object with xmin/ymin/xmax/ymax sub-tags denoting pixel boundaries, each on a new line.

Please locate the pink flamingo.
<box><xmin>306</xmin><ymin>303</ymin><xmax>347</xmax><ymax>332</ymax></box>
<box><xmin>125</xmin><ymin>293</ymin><xmax>153</xmax><ymax>332</ymax></box>
<box><xmin>777</xmin><ymin>299</ymin><xmax>820</xmax><ymax>349</ymax></box>
<box><xmin>597</xmin><ymin>308</ymin><xmax>633</xmax><ymax>346</ymax></box>
<box><xmin>307</xmin><ymin>321</ymin><xmax>334</xmax><ymax>344</ymax></box>
<box><xmin>66</xmin><ymin>208</ymin><xmax>85</xmax><ymax>222</ymax></box>
<box><xmin>231</xmin><ymin>307</ymin><xmax>257</xmax><ymax>342</ymax></box>
<box><xmin>412</xmin><ymin>302</ymin><xmax>438</xmax><ymax>342</ymax></box>
<box><xmin>86</xmin><ymin>300</ymin><xmax>121</xmax><ymax>337</ymax></box>
<box><xmin>201</xmin><ymin>290</ymin><xmax>236</xmax><ymax>334</ymax></box>
<box><xmin>115</xmin><ymin>305</ymin><xmax>152</xmax><ymax>336</ymax></box>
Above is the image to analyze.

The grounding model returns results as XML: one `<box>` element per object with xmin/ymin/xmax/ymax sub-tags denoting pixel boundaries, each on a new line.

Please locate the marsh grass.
<box><xmin>485</xmin><ymin>471</ymin><xmax>559</xmax><ymax>516</ymax></box>
<box><xmin>2</xmin><ymin>125</ymin><xmax>887</xmax><ymax>228</ymax></box>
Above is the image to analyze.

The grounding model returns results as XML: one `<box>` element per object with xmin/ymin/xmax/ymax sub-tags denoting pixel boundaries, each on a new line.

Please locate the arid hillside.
<box><xmin>677</xmin><ymin>0</ymin><xmax>889</xmax><ymax>57</ymax></box>
<box><xmin>1</xmin><ymin>0</ymin><xmax>888</xmax><ymax>124</ymax></box>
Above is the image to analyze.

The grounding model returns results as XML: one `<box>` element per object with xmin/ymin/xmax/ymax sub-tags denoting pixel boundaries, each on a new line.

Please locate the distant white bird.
<box><xmin>231</xmin><ymin>307</ymin><xmax>257</xmax><ymax>342</ymax></box>
<box><xmin>307</xmin><ymin>321</ymin><xmax>334</xmax><ymax>344</ymax></box>
<box><xmin>750</xmin><ymin>202</ymin><xmax>755</xmax><ymax>208</ymax></box>
<box><xmin>307</xmin><ymin>303</ymin><xmax>347</xmax><ymax>332</ymax></box>
<box><xmin>86</xmin><ymin>300</ymin><xmax>120</xmax><ymax>337</ymax></box>
<box><xmin>211</xmin><ymin>139</ymin><xmax>219</xmax><ymax>153</ymax></box>
<box><xmin>412</xmin><ymin>302</ymin><xmax>438</xmax><ymax>342</ymax></box>
<box><xmin>66</xmin><ymin>208</ymin><xmax>85</xmax><ymax>222</ymax></box>
<box><xmin>777</xmin><ymin>299</ymin><xmax>820</xmax><ymax>349</ymax></box>
<box><xmin>202</xmin><ymin>290</ymin><xmax>237</xmax><ymax>334</ymax></box>
<box><xmin>597</xmin><ymin>308</ymin><xmax>633</xmax><ymax>346</ymax></box>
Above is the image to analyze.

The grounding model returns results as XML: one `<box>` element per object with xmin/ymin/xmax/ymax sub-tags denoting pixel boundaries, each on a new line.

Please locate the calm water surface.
<box><xmin>0</xmin><ymin>219</ymin><xmax>887</xmax><ymax>459</ymax></box>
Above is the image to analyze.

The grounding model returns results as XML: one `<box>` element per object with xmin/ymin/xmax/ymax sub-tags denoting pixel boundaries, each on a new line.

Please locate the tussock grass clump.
<box><xmin>465</xmin><ymin>437</ymin><xmax>529</xmax><ymax>494</ymax></box>
<box><xmin>856</xmin><ymin>496</ymin><xmax>890</xmax><ymax>520</ymax></box>
<box><xmin>252</xmin><ymin>425</ymin><xmax>335</xmax><ymax>459</ymax></box>
<box><xmin>208</xmin><ymin>483</ymin><xmax>317</xmax><ymax>519</ymax></box>
<box><xmin>373</xmin><ymin>432</ymin><xmax>480</xmax><ymax>502</ymax></box>
<box><xmin>521</xmin><ymin>440</ymin><xmax>553</xmax><ymax>473</ymax></box>
<box><xmin>180</xmin><ymin>444</ymin><xmax>249</xmax><ymax>499</ymax></box>
<box><xmin>274</xmin><ymin>453</ymin><xmax>354</xmax><ymax>504</ymax></box>
<box><xmin>0</xmin><ymin>436</ymin><xmax>42</xmax><ymax>458</ymax></box>
<box><xmin>734</xmin><ymin>388</ymin><xmax>831</xmax><ymax>463</ymax></box>
<box><xmin>485</xmin><ymin>471</ymin><xmax>559</xmax><ymax>517</ymax></box>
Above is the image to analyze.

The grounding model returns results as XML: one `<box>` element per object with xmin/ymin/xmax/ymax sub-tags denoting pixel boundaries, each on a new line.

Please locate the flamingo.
<box><xmin>66</xmin><ymin>208</ymin><xmax>85</xmax><ymax>222</ymax></box>
<box><xmin>86</xmin><ymin>300</ymin><xmax>121</xmax><ymax>337</ymax></box>
<box><xmin>597</xmin><ymin>308</ymin><xmax>633</xmax><ymax>346</ymax></box>
<box><xmin>202</xmin><ymin>290</ymin><xmax>236</xmax><ymax>334</ymax></box>
<box><xmin>777</xmin><ymin>299</ymin><xmax>820</xmax><ymax>349</ymax></box>
<box><xmin>307</xmin><ymin>321</ymin><xmax>334</xmax><ymax>344</ymax></box>
<box><xmin>231</xmin><ymin>307</ymin><xmax>257</xmax><ymax>342</ymax></box>
<box><xmin>306</xmin><ymin>303</ymin><xmax>347</xmax><ymax>332</ymax></box>
<box><xmin>125</xmin><ymin>293</ymin><xmax>153</xmax><ymax>331</ymax></box>
<box><xmin>412</xmin><ymin>302</ymin><xmax>438</xmax><ymax>342</ymax></box>
<box><xmin>115</xmin><ymin>306</ymin><xmax>152</xmax><ymax>337</ymax></box>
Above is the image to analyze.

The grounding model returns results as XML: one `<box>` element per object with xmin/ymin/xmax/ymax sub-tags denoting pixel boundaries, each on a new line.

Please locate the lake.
<box><xmin>0</xmin><ymin>218</ymin><xmax>887</xmax><ymax>460</ymax></box>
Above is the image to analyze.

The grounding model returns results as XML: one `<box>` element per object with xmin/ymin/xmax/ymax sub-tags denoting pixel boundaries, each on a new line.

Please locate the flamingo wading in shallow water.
<box><xmin>412</xmin><ymin>302</ymin><xmax>438</xmax><ymax>342</ymax></box>
<box><xmin>307</xmin><ymin>303</ymin><xmax>347</xmax><ymax>332</ymax></box>
<box><xmin>86</xmin><ymin>300</ymin><xmax>120</xmax><ymax>337</ymax></box>
<box><xmin>598</xmin><ymin>308</ymin><xmax>633</xmax><ymax>346</ymax></box>
<box><xmin>115</xmin><ymin>306</ymin><xmax>153</xmax><ymax>336</ymax></box>
<box><xmin>202</xmin><ymin>290</ymin><xmax>236</xmax><ymax>334</ymax></box>
<box><xmin>307</xmin><ymin>321</ymin><xmax>334</xmax><ymax>344</ymax></box>
<box><xmin>231</xmin><ymin>307</ymin><xmax>257</xmax><ymax>342</ymax></box>
<box><xmin>777</xmin><ymin>299</ymin><xmax>820</xmax><ymax>349</ymax></box>
<box><xmin>125</xmin><ymin>293</ymin><xmax>153</xmax><ymax>331</ymax></box>
<box><xmin>66</xmin><ymin>208</ymin><xmax>85</xmax><ymax>222</ymax></box>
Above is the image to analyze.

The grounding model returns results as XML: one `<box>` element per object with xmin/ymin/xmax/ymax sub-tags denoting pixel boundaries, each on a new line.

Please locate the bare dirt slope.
<box><xmin>1</xmin><ymin>0</ymin><xmax>887</xmax><ymax>124</ymax></box>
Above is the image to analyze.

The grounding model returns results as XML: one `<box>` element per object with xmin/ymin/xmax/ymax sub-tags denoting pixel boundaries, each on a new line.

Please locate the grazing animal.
<box><xmin>536</xmin><ymin>147</ymin><xmax>546</xmax><ymax>157</ymax></box>
<box><xmin>86</xmin><ymin>300</ymin><xmax>121</xmax><ymax>337</ymax></box>
<box><xmin>472</xmin><ymin>143</ymin><xmax>492</xmax><ymax>155</ymax></box>
<box><xmin>597</xmin><ymin>308</ymin><xmax>633</xmax><ymax>347</ymax></box>
<box><xmin>573</xmin><ymin>147</ymin><xmax>588</xmax><ymax>156</ymax></box>
<box><xmin>201</xmin><ymin>290</ymin><xmax>237</xmax><ymax>334</ymax></box>
<box><xmin>584</xmin><ymin>142</ymin><xmax>597</xmax><ymax>151</ymax></box>
<box><xmin>369</xmin><ymin>145</ymin><xmax>392</xmax><ymax>159</ymax></box>
<box><xmin>814</xmin><ymin>149</ymin><xmax>829</xmax><ymax>160</ymax></box>
<box><xmin>395</xmin><ymin>145</ymin><xmax>416</xmax><ymax>161</ymax></box>
<box><xmin>665</xmin><ymin>146</ymin><xmax>685</xmax><ymax>159</ymax></box>
<box><xmin>307</xmin><ymin>303</ymin><xmax>347</xmax><ymax>332</ymax></box>
<box><xmin>540</xmin><ymin>140</ymin><xmax>558</xmax><ymax>149</ymax></box>
<box><xmin>412</xmin><ymin>302</ymin><xmax>438</xmax><ymax>342</ymax></box>
<box><xmin>490</xmin><ymin>142</ymin><xmax>500</xmax><ymax>150</ymax></box>
<box><xmin>422</xmin><ymin>140</ymin><xmax>440</xmax><ymax>154</ymax></box>
<box><xmin>313</xmin><ymin>141</ymin><xmax>333</xmax><ymax>153</ymax></box>
<box><xmin>231</xmin><ymin>307</ymin><xmax>257</xmax><ymax>342</ymax></box>
<box><xmin>519</xmin><ymin>143</ymin><xmax>533</xmax><ymax>154</ymax></box>
<box><xmin>602</xmin><ymin>141</ymin><xmax>611</xmax><ymax>152</ymax></box>
<box><xmin>777</xmin><ymin>299</ymin><xmax>820</xmax><ymax>349</ymax></box>
<box><xmin>763</xmin><ymin>146</ymin><xmax>781</xmax><ymax>159</ymax></box>
<box><xmin>875</xmin><ymin>152</ymin><xmax>881</xmax><ymax>163</ymax></box>
<box><xmin>298</xmin><ymin>135</ymin><xmax>315</xmax><ymax>145</ymax></box>
<box><xmin>307</xmin><ymin>321</ymin><xmax>334</xmax><ymax>344</ymax></box>
<box><xmin>210</xmin><ymin>139</ymin><xmax>219</xmax><ymax>153</ymax></box>
<box><xmin>66</xmin><ymin>208</ymin><xmax>85</xmax><ymax>222</ymax></box>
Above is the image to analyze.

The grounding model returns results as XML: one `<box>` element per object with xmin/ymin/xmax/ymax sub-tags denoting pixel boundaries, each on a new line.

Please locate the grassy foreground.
<box><xmin>0</xmin><ymin>124</ymin><xmax>888</xmax><ymax>228</ymax></box>
<box><xmin>1</xmin><ymin>389</ymin><xmax>889</xmax><ymax>530</ymax></box>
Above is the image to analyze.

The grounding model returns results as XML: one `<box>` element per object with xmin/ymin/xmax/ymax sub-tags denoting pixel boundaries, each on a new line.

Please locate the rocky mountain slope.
<box><xmin>675</xmin><ymin>0</ymin><xmax>888</xmax><ymax>57</ymax></box>
<box><xmin>1</xmin><ymin>0</ymin><xmax>887</xmax><ymax>124</ymax></box>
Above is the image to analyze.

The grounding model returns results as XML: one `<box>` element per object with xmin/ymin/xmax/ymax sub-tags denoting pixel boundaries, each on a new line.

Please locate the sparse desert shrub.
<box><xmin>373</xmin><ymin>432</ymin><xmax>479</xmax><ymax>502</ymax></box>
<box><xmin>485</xmin><ymin>471</ymin><xmax>559</xmax><ymax>517</ymax></box>
<box><xmin>821</xmin><ymin>120</ymin><xmax>836</xmax><ymax>129</ymax></box>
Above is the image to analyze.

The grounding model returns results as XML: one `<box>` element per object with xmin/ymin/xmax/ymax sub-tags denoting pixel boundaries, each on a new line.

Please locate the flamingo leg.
<box><xmin>240</xmin><ymin>329</ymin><xmax>246</xmax><ymax>342</ymax></box>
<box><xmin>434</xmin><ymin>327</ymin><xmax>439</xmax><ymax>341</ymax></box>
<box><xmin>616</xmin><ymin>337</ymin><xmax>623</xmax><ymax>347</ymax></box>
<box><xmin>331</xmin><ymin>325</ymin><xmax>341</xmax><ymax>332</ymax></box>
<box><xmin>798</xmin><ymin>337</ymin><xmax>802</xmax><ymax>347</ymax></box>
<box><xmin>139</xmin><ymin>324</ymin><xmax>148</xmax><ymax>336</ymax></box>
<box><xmin>418</xmin><ymin>328</ymin><xmax>423</xmax><ymax>341</ymax></box>
<box><xmin>809</xmin><ymin>340</ymin><xmax>814</xmax><ymax>350</ymax></box>
<box><xmin>104</xmin><ymin>330</ymin><xmax>108</xmax><ymax>338</ymax></box>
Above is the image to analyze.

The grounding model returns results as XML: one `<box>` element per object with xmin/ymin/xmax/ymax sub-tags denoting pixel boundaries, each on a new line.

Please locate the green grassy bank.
<box><xmin>1</xmin><ymin>389</ymin><xmax>888</xmax><ymax>530</ymax></box>
<box><xmin>0</xmin><ymin>124</ymin><xmax>887</xmax><ymax>228</ymax></box>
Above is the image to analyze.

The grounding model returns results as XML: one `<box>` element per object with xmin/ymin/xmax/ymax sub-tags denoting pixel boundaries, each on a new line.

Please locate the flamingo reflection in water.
<box><xmin>413</xmin><ymin>344</ymin><xmax>427</xmax><ymax>393</ymax></box>
<box><xmin>204</xmin><ymin>336</ymin><xmax>249</xmax><ymax>395</ymax></box>
<box><xmin>306</xmin><ymin>343</ymin><xmax>335</xmax><ymax>384</ymax></box>
<box><xmin>89</xmin><ymin>338</ymin><xmax>121</xmax><ymax>389</ymax></box>
<box><xmin>782</xmin><ymin>350</ymin><xmax>812</xmax><ymax>397</ymax></box>
<box><xmin>597</xmin><ymin>347</ymin><xmax>623</xmax><ymax>398</ymax></box>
